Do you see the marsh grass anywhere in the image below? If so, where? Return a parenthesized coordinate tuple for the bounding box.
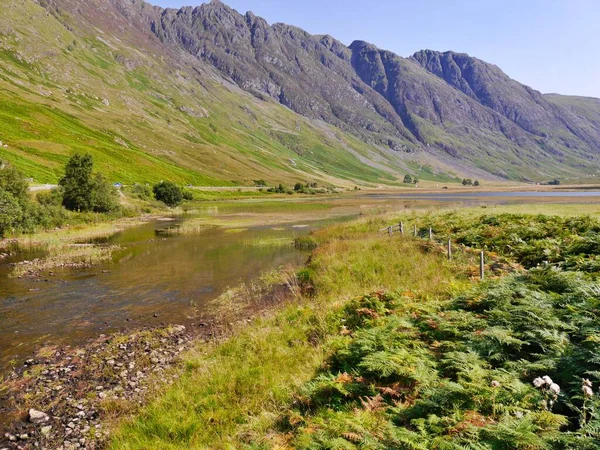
(242, 237, 293, 248)
(8, 218, 148, 276)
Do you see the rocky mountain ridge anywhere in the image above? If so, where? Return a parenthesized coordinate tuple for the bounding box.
(0, 0, 598, 183)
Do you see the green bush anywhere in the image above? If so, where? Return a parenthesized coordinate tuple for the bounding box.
(0, 162, 29, 204)
(129, 184, 153, 201)
(153, 181, 184, 207)
(36, 188, 63, 207)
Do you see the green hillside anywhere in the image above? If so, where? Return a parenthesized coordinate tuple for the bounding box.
(0, 0, 420, 187)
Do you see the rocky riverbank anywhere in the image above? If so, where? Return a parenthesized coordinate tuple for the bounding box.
(0, 322, 223, 450)
(0, 271, 296, 450)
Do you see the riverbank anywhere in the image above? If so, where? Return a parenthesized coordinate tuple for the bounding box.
(0, 266, 298, 449)
(105, 206, 600, 448)
(4, 196, 600, 448)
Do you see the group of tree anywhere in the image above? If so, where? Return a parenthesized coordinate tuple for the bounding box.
(403, 174, 419, 184)
(0, 153, 196, 238)
(266, 182, 323, 195)
(462, 178, 480, 186)
(59, 153, 119, 213)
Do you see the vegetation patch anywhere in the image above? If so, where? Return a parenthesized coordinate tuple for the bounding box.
(109, 211, 600, 449)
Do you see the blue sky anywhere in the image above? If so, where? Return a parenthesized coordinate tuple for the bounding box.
(150, 0, 600, 98)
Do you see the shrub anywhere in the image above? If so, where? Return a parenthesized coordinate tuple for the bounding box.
(0, 163, 29, 204)
(153, 181, 184, 207)
(36, 188, 63, 206)
(129, 184, 153, 201)
(0, 190, 23, 237)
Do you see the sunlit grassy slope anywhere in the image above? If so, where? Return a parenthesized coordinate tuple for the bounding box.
(0, 0, 435, 187)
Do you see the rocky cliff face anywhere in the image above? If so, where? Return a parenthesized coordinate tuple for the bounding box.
(123, 0, 599, 179)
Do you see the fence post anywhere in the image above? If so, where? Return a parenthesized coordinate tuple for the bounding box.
(448, 239, 452, 260)
(400, 221, 404, 235)
(480, 251, 485, 280)
(429, 227, 433, 240)
(414, 224, 417, 237)
(388, 226, 393, 237)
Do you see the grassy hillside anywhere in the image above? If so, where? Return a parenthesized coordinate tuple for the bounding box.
(0, 0, 434, 187)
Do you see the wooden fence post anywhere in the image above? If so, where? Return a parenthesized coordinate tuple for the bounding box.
(448, 239, 452, 260)
(388, 226, 393, 237)
(480, 251, 485, 280)
(429, 227, 433, 240)
(400, 221, 404, 235)
(414, 224, 417, 237)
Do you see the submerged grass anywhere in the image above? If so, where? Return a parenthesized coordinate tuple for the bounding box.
(8, 217, 149, 276)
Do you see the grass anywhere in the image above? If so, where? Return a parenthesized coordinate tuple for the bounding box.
(109, 214, 467, 449)
(109, 204, 600, 449)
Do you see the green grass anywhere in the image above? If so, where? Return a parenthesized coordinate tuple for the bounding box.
(109, 214, 463, 449)
(110, 206, 600, 449)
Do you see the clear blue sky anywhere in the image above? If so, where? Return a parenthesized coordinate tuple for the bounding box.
(150, 0, 600, 99)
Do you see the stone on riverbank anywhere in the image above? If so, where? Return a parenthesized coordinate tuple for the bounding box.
(28, 409, 49, 424)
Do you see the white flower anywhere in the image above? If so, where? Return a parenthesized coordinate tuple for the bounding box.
(583, 378, 593, 388)
(583, 385, 594, 398)
(549, 383, 561, 395)
(491, 380, 500, 388)
(533, 377, 545, 388)
(542, 375, 553, 385)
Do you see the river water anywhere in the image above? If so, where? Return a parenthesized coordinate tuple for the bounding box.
(2, 190, 600, 374)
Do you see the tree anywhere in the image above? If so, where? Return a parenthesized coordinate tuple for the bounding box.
(294, 182, 304, 192)
(474, 180, 480, 186)
(462, 178, 474, 186)
(153, 181, 184, 207)
(403, 174, 414, 184)
(0, 190, 22, 237)
(59, 154, 118, 213)
(0, 163, 29, 205)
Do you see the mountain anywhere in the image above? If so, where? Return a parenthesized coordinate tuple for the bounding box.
(0, 0, 598, 185)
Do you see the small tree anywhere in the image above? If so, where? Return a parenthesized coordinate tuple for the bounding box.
(153, 181, 184, 207)
(462, 178, 474, 186)
(60, 154, 94, 211)
(59, 154, 118, 213)
(474, 180, 480, 187)
(294, 182, 304, 192)
(403, 174, 413, 184)
(0, 163, 29, 205)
